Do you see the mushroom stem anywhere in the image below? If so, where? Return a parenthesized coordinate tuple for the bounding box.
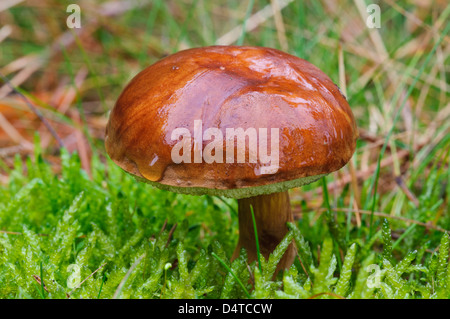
(232, 191, 297, 274)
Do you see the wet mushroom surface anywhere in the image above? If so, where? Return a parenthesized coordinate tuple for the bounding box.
(105, 45, 357, 273)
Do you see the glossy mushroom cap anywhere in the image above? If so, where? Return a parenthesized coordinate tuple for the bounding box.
(105, 45, 357, 198)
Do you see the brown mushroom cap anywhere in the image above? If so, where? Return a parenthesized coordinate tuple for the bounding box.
(105, 45, 357, 198)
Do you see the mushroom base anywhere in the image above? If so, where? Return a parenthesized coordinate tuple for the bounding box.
(232, 191, 296, 275)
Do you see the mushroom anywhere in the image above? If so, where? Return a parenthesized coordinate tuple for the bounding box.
(105, 46, 357, 273)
